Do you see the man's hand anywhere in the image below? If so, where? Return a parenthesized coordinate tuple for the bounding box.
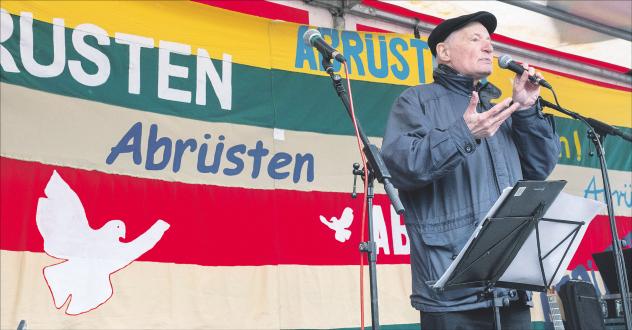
(512, 62, 543, 110)
(464, 92, 521, 139)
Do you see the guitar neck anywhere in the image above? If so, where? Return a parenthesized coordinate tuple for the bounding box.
(547, 292, 565, 330)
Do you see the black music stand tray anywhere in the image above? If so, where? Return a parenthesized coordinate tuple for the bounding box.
(431, 181, 587, 330)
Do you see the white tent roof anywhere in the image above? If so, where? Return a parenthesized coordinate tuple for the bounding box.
(386, 1, 631, 69)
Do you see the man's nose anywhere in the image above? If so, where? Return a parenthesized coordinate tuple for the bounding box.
(482, 40, 493, 53)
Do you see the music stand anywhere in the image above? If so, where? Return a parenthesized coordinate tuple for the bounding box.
(431, 181, 601, 330)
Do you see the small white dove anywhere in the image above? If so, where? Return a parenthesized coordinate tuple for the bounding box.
(319, 207, 354, 243)
(36, 170, 170, 315)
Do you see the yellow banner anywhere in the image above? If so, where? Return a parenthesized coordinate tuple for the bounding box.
(2, 0, 630, 126)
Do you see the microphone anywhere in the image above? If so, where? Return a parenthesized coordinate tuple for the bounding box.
(498, 54, 552, 89)
(303, 29, 346, 63)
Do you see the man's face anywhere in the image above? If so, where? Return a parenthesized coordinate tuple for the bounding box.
(437, 22, 494, 80)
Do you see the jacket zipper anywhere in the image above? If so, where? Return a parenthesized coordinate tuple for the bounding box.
(478, 100, 502, 195)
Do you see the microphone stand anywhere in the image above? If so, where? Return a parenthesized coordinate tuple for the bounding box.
(539, 97, 631, 330)
(322, 57, 405, 330)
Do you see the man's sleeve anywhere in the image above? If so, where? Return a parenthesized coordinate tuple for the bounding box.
(381, 88, 478, 191)
(511, 100, 560, 180)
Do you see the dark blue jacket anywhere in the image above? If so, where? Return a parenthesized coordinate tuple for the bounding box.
(381, 65, 560, 312)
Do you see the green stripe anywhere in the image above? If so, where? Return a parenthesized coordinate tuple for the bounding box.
(1, 14, 630, 172)
(0, 14, 405, 135)
(0, 14, 275, 127)
(271, 68, 405, 136)
(555, 116, 632, 171)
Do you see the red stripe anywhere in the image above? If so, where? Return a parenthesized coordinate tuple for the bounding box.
(536, 66, 632, 92)
(192, 0, 309, 24)
(356, 23, 393, 33)
(361, 0, 442, 25)
(491, 34, 630, 74)
(497, 58, 632, 92)
(0, 157, 408, 266)
(361, 0, 631, 74)
(568, 215, 632, 271)
(3, 157, 628, 270)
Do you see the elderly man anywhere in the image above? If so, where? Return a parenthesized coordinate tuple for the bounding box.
(381, 11, 560, 329)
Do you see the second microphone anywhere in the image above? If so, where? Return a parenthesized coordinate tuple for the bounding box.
(303, 29, 346, 63)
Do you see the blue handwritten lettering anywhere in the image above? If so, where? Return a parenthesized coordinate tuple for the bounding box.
(106, 121, 143, 165)
(389, 37, 409, 80)
(365, 34, 388, 78)
(293, 27, 434, 82)
(295, 26, 317, 70)
(294, 153, 314, 183)
(197, 134, 223, 174)
(341, 31, 365, 75)
(268, 152, 292, 180)
(107, 122, 315, 183)
(409, 39, 429, 83)
(583, 176, 632, 208)
(317, 27, 342, 72)
(247, 140, 270, 178)
(173, 138, 197, 172)
(223, 144, 246, 176)
(146, 124, 172, 170)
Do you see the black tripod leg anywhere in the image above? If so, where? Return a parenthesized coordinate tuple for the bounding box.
(487, 288, 504, 330)
(493, 305, 501, 330)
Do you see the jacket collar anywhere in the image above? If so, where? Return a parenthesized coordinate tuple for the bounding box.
(433, 64, 501, 100)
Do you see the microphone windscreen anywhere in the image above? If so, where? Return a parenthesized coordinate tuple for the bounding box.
(302, 29, 321, 47)
(498, 54, 513, 68)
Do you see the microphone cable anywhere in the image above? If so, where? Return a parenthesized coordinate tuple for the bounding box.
(342, 61, 369, 330)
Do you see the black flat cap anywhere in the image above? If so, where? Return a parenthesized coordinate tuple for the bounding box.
(428, 11, 497, 57)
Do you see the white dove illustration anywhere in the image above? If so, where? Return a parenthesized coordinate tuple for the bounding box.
(36, 170, 170, 315)
(319, 207, 354, 243)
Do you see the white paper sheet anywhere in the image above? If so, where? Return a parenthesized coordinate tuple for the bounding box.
(499, 192, 604, 285)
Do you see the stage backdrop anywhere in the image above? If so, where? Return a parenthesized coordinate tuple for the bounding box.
(1, 1, 630, 329)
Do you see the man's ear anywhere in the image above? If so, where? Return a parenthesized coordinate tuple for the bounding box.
(436, 42, 450, 62)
